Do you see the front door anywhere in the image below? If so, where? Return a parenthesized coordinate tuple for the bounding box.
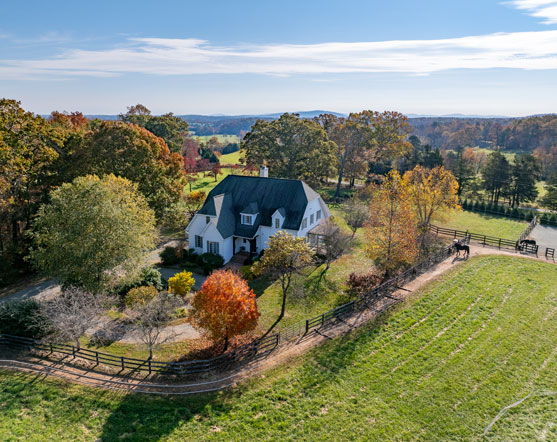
(249, 236, 257, 256)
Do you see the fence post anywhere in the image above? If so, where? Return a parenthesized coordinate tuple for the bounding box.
(148, 359, 152, 375)
(498, 238, 501, 249)
(49, 342, 53, 355)
(305, 319, 310, 335)
(95, 351, 99, 365)
(121, 356, 125, 371)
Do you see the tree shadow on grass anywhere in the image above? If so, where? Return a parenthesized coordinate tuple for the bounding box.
(99, 389, 231, 441)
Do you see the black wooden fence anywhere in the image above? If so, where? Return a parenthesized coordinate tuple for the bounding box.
(429, 225, 519, 250)
(0, 245, 457, 377)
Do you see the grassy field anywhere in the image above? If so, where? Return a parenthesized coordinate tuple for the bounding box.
(440, 210, 527, 239)
(219, 150, 242, 165)
(253, 207, 373, 332)
(193, 134, 241, 144)
(1, 255, 555, 441)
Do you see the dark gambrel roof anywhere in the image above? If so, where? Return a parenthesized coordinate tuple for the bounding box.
(198, 175, 321, 238)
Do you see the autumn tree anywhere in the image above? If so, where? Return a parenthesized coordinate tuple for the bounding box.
(243, 113, 337, 186)
(119, 104, 189, 153)
(343, 198, 370, 238)
(31, 175, 157, 293)
(252, 231, 314, 335)
(168, 270, 195, 298)
(189, 270, 259, 351)
(0, 99, 62, 260)
(69, 120, 185, 218)
(403, 166, 460, 230)
(184, 190, 206, 220)
(316, 111, 412, 197)
(365, 171, 418, 277)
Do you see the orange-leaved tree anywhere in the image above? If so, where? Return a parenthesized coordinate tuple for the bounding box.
(365, 170, 418, 278)
(189, 270, 259, 352)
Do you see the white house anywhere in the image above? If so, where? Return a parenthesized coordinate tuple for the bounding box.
(185, 167, 331, 263)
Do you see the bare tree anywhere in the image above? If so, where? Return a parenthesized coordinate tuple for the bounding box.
(343, 199, 370, 238)
(134, 293, 181, 359)
(320, 221, 353, 273)
(41, 287, 107, 350)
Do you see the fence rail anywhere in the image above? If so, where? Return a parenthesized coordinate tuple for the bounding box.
(429, 225, 518, 250)
(0, 245, 457, 377)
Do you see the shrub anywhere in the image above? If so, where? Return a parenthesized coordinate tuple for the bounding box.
(346, 272, 382, 298)
(0, 299, 51, 338)
(168, 271, 196, 297)
(160, 246, 180, 266)
(125, 285, 158, 308)
(196, 253, 225, 275)
(240, 265, 254, 280)
(116, 266, 163, 295)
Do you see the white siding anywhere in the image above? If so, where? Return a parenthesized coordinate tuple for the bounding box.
(297, 198, 327, 237)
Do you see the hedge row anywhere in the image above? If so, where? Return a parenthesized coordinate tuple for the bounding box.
(460, 199, 557, 226)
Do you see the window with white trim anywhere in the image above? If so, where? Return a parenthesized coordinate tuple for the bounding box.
(274, 218, 280, 228)
(302, 218, 307, 229)
(316, 210, 321, 221)
(241, 214, 253, 225)
(207, 241, 220, 255)
(195, 235, 203, 248)
(310, 214, 314, 225)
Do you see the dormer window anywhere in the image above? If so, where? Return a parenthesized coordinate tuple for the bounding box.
(242, 214, 254, 225)
(275, 218, 280, 228)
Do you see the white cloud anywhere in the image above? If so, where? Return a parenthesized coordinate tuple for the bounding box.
(506, 0, 557, 24)
(1, 30, 557, 79)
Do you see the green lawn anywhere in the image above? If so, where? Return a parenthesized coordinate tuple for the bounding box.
(1, 255, 555, 441)
(253, 207, 373, 332)
(220, 150, 242, 165)
(193, 134, 240, 144)
(440, 210, 527, 239)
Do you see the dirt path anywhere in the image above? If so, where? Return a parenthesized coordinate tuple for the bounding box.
(1, 249, 554, 394)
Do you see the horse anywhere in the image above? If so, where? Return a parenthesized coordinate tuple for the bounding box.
(520, 239, 536, 246)
(453, 239, 470, 258)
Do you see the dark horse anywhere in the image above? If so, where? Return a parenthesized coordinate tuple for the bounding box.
(453, 239, 470, 258)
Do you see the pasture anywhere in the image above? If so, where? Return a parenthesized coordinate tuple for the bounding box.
(193, 134, 241, 144)
(1, 255, 555, 441)
(440, 210, 527, 239)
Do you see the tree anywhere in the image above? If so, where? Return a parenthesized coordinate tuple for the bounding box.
(541, 174, 557, 210)
(243, 113, 337, 186)
(316, 111, 412, 197)
(125, 285, 158, 308)
(403, 166, 460, 231)
(319, 221, 352, 275)
(365, 171, 418, 277)
(0, 99, 62, 259)
(31, 175, 157, 293)
(134, 293, 182, 359)
(41, 287, 107, 350)
(168, 271, 195, 298)
(343, 198, 370, 238)
(449, 147, 475, 197)
(209, 162, 222, 182)
(184, 190, 206, 220)
(252, 231, 314, 335)
(189, 270, 259, 351)
(482, 151, 511, 204)
(119, 104, 189, 153)
(71, 120, 185, 218)
(508, 154, 541, 207)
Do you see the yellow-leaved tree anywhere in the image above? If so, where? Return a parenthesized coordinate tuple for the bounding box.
(403, 165, 460, 247)
(365, 170, 418, 277)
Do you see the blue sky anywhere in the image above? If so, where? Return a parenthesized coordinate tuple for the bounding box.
(1, 0, 557, 116)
